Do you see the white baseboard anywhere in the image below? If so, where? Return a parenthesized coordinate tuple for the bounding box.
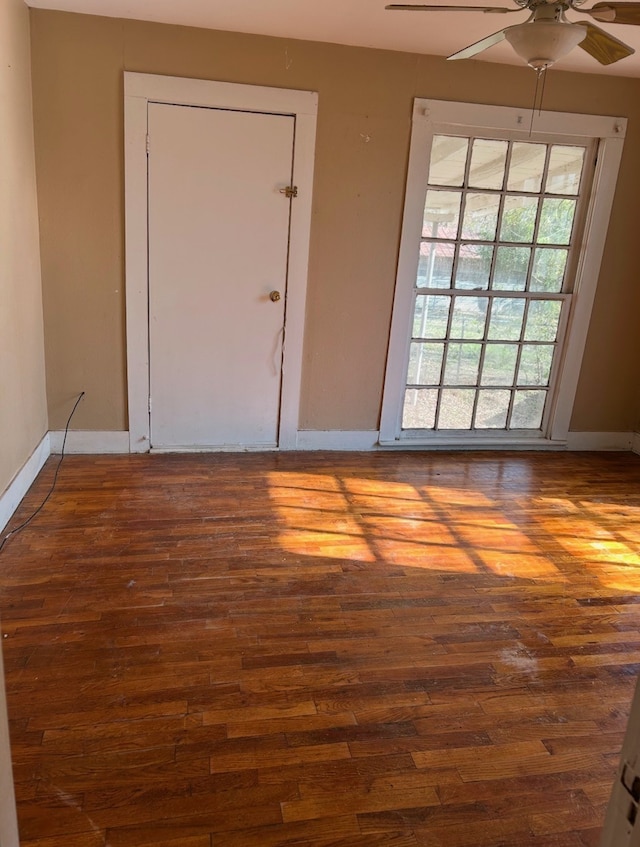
(49, 431, 130, 454)
(566, 431, 634, 451)
(295, 430, 638, 452)
(295, 430, 379, 450)
(11, 430, 638, 465)
(0, 433, 50, 535)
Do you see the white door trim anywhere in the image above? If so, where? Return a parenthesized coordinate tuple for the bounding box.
(379, 99, 626, 447)
(124, 72, 318, 452)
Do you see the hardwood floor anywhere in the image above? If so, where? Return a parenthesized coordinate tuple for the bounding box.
(1, 450, 640, 846)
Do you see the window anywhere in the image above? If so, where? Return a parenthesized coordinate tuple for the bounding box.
(404, 136, 585, 434)
(380, 101, 626, 447)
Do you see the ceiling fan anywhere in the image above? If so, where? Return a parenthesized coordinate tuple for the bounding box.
(386, 0, 640, 69)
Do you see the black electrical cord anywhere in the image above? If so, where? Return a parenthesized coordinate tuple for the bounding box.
(0, 391, 85, 555)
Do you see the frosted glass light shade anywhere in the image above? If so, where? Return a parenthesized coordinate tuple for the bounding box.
(505, 21, 587, 69)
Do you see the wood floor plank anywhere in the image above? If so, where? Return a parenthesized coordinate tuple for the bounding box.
(20, 832, 110, 847)
(281, 784, 440, 822)
(1, 451, 640, 845)
(211, 815, 362, 847)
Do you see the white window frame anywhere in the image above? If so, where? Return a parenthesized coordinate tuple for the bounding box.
(124, 72, 317, 452)
(379, 99, 626, 448)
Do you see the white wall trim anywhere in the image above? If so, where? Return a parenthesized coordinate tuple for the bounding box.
(124, 72, 317, 453)
(295, 431, 380, 450)
(0, 433, 50, 535)
(1, 431, 634, 474)
(549, 131, 627, 441)
(566, 431, 634, 451)
(151, 444, 278, 453)
(49, 431, 130, 454)
(419, 100, 626, 140)
(295, 430, 638, 452)
(379, 433, 565, 450)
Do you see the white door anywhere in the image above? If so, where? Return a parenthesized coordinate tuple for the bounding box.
(147, 102, 295, 449)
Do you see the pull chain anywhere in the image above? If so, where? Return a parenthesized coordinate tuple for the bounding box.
(529, 66, 548, 136)
(538, 66, 548, 115)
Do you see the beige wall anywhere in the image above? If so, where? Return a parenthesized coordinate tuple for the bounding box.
(0, 0, 47, 495)
(30, 9, 640, 434)
(0, 2, 44, 842)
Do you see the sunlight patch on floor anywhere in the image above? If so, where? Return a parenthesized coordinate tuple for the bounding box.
(373, 538, 477, 572)
(276, 529, 376, 562)
(343, 477, 426, 501)
(478, 551, 563, 579)
(267, 471, 639, 585)
(533, 497, 640, 591)
(420, 485, 495, 508)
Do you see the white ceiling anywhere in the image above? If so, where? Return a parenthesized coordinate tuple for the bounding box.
(25, 0, 640, 77)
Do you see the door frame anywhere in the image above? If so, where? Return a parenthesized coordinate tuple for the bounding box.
(124, 72, 318, 452)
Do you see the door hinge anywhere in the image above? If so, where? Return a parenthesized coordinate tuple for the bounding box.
(146, 134, 150, 155)
(148, 395, 152, 414)
(279, 185, 298, 199)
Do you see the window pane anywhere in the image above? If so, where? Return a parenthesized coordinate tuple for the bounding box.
(429, 135, 469, 187)
(517, 344, 554, 386)
(407, 342, 444, 385)
(511, 389, 546, 429)
(461, 193, 500, 241)
(480, 343, 518, 386)
(492, 246, 530, 291)
(475, 389, 511, 429)
(507, 143, 546, 193)
(413, 295, 451, 338)
(524, 300, 561, 342)
(417, 242, 454, 289)
(455, 245, 493, 290)
(401, 134, 584, 439)
(469, 139, 507, 190)
(443, 343, 481, 385)
(423, 190, 461, 238)
(403, 389, 437, 429)
(530, 248, 567, 293)
(450, 297, 488, 339)
(546, 146, 585, 195)
(488, 298, 525, 341)
(499, 195, 538, 243)
(438, 389, 475, 429)
(538, 198, 576, 245)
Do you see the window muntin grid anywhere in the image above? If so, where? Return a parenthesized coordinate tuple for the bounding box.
(403, 134, 586, 433)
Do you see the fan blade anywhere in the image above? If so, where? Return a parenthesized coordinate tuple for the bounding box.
(578, 21, 635, 63)
(386, 4, 515, 12)
(447, 27, 507, 59)
(582, 2, 640, 24)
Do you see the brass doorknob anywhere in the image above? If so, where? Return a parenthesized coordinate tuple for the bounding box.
(269, 290, 281, 302)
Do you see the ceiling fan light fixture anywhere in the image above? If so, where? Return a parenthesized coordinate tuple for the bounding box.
(504, 20, 587, 69)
